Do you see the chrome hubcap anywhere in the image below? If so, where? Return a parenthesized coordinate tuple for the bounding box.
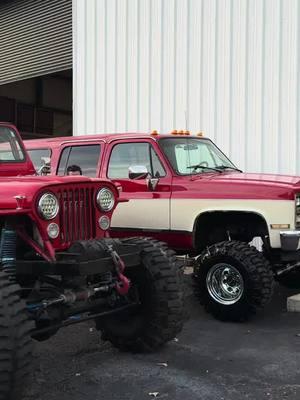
(206, 263, 244, 305)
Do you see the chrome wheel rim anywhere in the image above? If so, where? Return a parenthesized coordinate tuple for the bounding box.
(206, 263, 244, 305)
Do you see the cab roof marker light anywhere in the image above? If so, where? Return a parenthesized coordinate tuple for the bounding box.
(171, 129, 190, 135)
(151, 130, 158, 136)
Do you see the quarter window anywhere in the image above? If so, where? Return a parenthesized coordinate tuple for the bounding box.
(58, 145, 101, 177)
(108, 142, 166, 179)
(27, 149, 51, 172)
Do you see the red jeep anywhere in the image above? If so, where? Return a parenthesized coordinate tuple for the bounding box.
(25, 131, 300, 322)
(0, 124, 184, 400)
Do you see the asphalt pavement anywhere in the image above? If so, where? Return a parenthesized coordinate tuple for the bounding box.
(24, 277, 300, 400)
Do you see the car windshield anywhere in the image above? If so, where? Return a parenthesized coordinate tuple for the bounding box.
(0, 126, 25, 162)
(159, 137, 236, 175)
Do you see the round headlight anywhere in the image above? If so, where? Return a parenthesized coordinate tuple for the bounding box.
(97, 188, 115, 212)
(38, 193, 59, 220)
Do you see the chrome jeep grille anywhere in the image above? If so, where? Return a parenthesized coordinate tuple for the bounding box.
(57, 187, 96, 244)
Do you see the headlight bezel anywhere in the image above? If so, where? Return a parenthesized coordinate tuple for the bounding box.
(96, 187, 115, 212)
(37, 192, 60, 220)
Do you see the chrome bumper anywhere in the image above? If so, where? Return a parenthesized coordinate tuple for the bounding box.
(280, 231, 300, 251)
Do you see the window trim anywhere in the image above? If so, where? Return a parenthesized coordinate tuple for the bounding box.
(57, 146, 71, 175)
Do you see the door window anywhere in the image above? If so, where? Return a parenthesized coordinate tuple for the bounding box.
(57, 145, 101, 177)
(108, 142, 166, 179)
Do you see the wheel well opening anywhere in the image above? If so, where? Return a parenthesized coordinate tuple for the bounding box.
(194, 211, 269, 252)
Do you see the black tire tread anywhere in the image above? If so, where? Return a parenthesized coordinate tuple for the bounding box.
(101, 237, 184, 352)
(0, 271, 33, 400)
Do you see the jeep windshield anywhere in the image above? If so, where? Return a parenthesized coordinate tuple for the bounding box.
(159, 137, 237, 175)
(0, 126, 25, 162)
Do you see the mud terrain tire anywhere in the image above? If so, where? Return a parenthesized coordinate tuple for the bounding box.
(194, 241, 274, 322)
(0, 271, 33, 400)
(97, 237, 184, 352)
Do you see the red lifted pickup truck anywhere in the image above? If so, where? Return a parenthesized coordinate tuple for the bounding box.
(25, 131, 300, 321)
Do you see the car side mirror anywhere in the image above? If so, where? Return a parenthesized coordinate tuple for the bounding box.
(128, 165, 149, 180)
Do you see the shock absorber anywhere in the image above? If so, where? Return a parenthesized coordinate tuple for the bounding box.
(0, 227, 17, 281)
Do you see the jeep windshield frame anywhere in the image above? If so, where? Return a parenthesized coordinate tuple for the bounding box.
(0, 126, 26, 163)
(158, 137, 237, 176)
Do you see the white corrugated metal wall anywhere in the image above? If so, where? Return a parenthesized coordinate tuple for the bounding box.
(73, 0, 300, 175)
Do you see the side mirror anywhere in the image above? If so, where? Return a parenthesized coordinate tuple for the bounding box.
(128, 165, 149, 180)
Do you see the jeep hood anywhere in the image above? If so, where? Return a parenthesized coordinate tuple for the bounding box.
(0, 175, 99, 210)
(179, 172, 300, 200)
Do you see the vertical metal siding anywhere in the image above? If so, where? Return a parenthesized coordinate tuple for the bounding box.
(0, 0, 72, 84)
(73, 0, 300, 175)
